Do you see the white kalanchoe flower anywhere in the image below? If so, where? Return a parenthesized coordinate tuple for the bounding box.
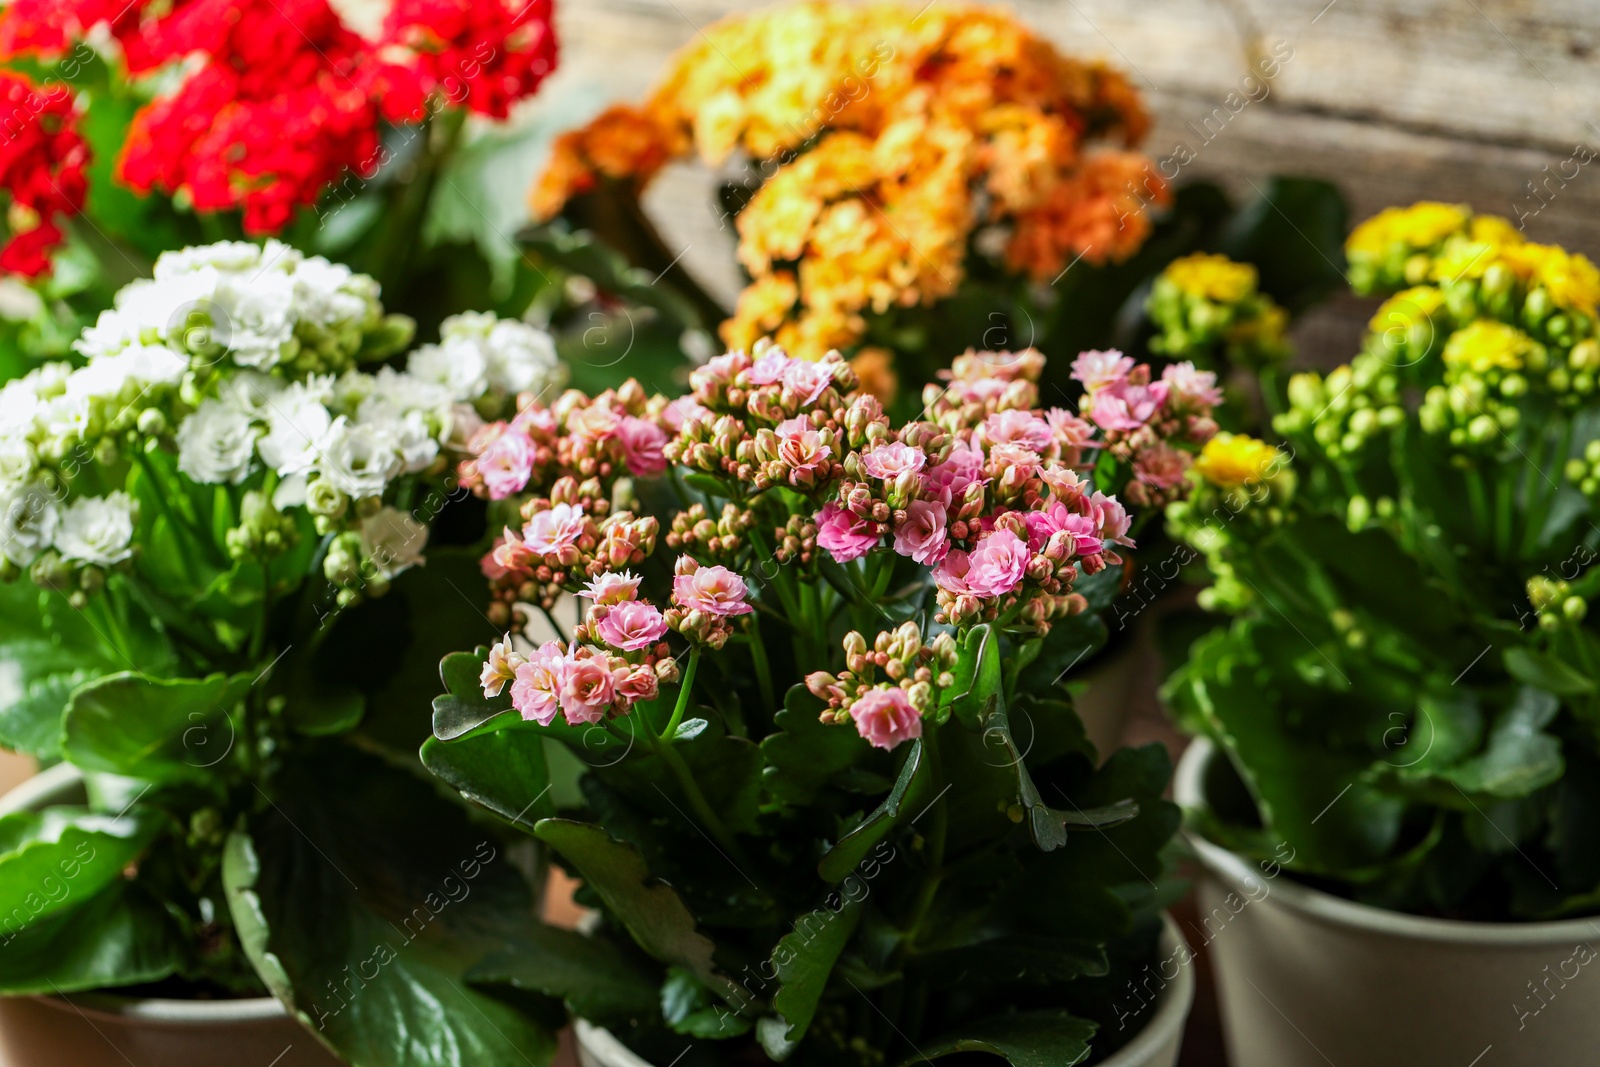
(0, 434, 33, 489)
(482, 316, 562, 396)
(257, 379, 334, 478)
(359, 506, 428, 579)
(318, 418, 403, 499)
(407, 334, 489, 402)
(55, 492, 137, 567)
(0, 482, 59, 566)
(406, 312, 563, 403)
(177, 398, 259, 485)
(211, 270, 297, 370)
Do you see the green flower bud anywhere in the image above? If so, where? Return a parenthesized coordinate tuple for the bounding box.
(306, 478, 348, 520)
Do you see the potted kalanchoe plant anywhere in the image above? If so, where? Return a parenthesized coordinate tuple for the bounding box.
(1164, 203, 1600, 1066)
(422, 341, 1228, 1066)
(0, 239, 574, 1066)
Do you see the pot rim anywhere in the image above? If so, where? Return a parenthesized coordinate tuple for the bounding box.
(1, 762, 292, 1027)
(574, 912, 1195, 1067)
(1175, 736, 1600, 945)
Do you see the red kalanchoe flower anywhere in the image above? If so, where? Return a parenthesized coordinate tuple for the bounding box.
(0, 72, 89, 277)
(376, 0, 558, 120)
(0, 0, 146, 59)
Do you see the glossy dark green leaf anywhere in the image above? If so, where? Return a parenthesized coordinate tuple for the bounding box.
(433, 650, 513, 741)
(769, 898, 862, 1043)
(760, 686, 870, 805)
(62, 672, 252, 785)
(0, 806, 162, 928)
(1441, 687, 1564, 799)
(942, 623, 1001, 728)
(898, 1009, 1097, 1067)
(661, 966, 750, 1039)
(420, 729, 554, 832)
(1504, 647, 1595, 696)
(0, 581, 174, 757)
(533, 819, 738, 1002)
(466, 924, 659, 1030)
(817, 739, 932, 883)
(0, 880, 183, 995)
(224, 745, 556, 1067)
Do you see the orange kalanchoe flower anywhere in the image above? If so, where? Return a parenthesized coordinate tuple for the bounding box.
(530, 1, 1166, 358)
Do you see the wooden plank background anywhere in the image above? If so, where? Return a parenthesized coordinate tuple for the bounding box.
(524, 0, 1600, 348)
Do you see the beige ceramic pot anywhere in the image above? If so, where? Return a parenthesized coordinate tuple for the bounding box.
(0, 764, 341, 1067)
(1176, 737, 1600, 1067)
(574, 913, 1194, 1067)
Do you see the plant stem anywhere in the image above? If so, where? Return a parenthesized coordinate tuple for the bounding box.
(747, 614, 777, 714)
(662, 646, 701, 740)
(902, 730, 948, 951)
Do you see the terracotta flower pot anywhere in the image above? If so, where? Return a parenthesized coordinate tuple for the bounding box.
(0, 764, 340, 1067)
(573, 914, 1195, 1067)
(1176, 737, 1600, 1067)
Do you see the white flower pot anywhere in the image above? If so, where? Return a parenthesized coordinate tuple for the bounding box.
(0, 764, 341, 1067)
(573, 913, 1195, 1067)
(1175, 737, 1600, 1067)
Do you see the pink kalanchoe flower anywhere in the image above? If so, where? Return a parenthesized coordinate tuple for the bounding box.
(568, 402, 621, 442)
(1133, 441, 1191, 490)
(933, 549, 975, 595)
(987, 443, 1042, 484)
(672, 561, 754, 616)
(964, 528, 1030, 597)
(474, 424, 537, 500)
(1024, 501, 1103, 556)
(579, 571, 642, 604)
(850, 686, 923, 751)
(1089, 491, 1135, 547)
(981, 409, 1054, 452)
(596, 600, 669, 651)
(775, 417, 833, 483)
(859, 441, 927, 481)
(1045, 408, 1098, 453)
(816, 501, 880, 563)
(510, 642, 567, 726)
(748, 350, 794, 385)
(922, 442, 988, 503)
(617, 415, 669, 476)
(511, 404, 557, 437)
(661, 395, 710, 432)
(559, 648, 617, 725)
(893, 499, 950, 565)
(1040, 464, 1089, 504)
(490, 527, 537, 575)
(1161, 361, 1223, 411)
(1071, 349, 1135, 394)
(523, 502, 587, 559)
(1089, 379, 1169, 433)
(782, 359, 834, 406)
(480, 634, 524, 698)
(616, 665, 659, 704)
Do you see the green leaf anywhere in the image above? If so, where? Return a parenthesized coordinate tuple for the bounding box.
(433, 650, 513, 741)
(899, 1009, 1097, 1067)
(0, 880, 182, 995)
(223, 745, 557, 1067)
(1504, 647, 1595, 696)
(769, 898, 863, 1044)
(62, 672, 252, 785)
(672, 718, 709, 742)
(761, 686, 871, 805)
(910, 936, 1106, 987)
(603, 735, 764, 835)
(943, 624, 1002, 728)
(0, 581, 173, 757)
(466, 924, 659, 1030)
(420, 729, 554, 831)
(661, 966, 750, 1039)
(1441, 687, 1564, 799)
(0, 806, 163, 929)
(817, 739, 933, 883)
(533, 819, 738, 1003)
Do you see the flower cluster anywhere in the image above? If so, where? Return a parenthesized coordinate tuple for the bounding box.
(0, 72, 88, 277)
(1277, 204, 1600, 474)
(1, 240, 550, 604)
(665, 557, 753, 649)
(663, 343, 864, 493)
(1071, 349, 1221, 507)
(804, 621, 959, 750)
(481, 569, 679, 727)
(0, 0, 559, 238)
(1164, 432, 1295, 612)
(1146, 253, 1289, 371)
(461, 380, 670, 504)
(531, 1, 1163, 358)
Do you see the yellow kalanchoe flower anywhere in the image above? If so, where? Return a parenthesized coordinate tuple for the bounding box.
(1162, 252, 1258, 304)
(1194, 433, 1286, 488)
(1501, 242, 1600, 317)
(1442, 320, 1538, 374)
(1346, 201, 1470, 260)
